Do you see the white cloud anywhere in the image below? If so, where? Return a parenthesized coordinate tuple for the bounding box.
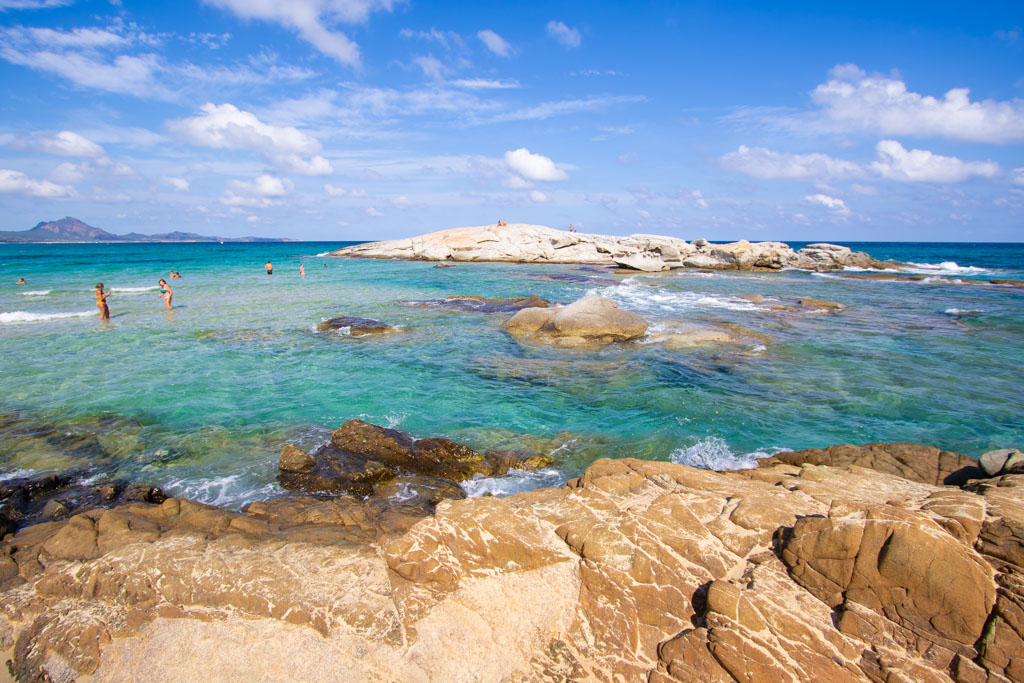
(323, 183, 347, 196)
(529, 190, 547, 203)
(1013, 168, 1024, 187)
(546, 20, 580, 48)
(169, 102, 333, 175)
(502, 175, 531, 189)
(365, 206, 383, 216)
(723, 140, 1001, 185)
(36, 130, 105, 157)
(477, 29, 512, 56)
(812, 64, 1024, 144)
(162, 176, 190, 192)
(870, 140, 1000, 183)
(504, 148, 568, 181)
(0, 0, 73, 9)
(390, 195, 411, 208)
(0, 168, 73, 197)
(414, 55, 445, 81)
(450, 78, 519, 89)
(489, 95, 644, 123)
(692, 190, 709, 209)
(850, 183, 878, 195)
(203, 0, 399, 67)
(720, 145, 861, 180)
(804, 193, 850, 215)
(49, 162, 84, 184)
(220, 173, 292, 207)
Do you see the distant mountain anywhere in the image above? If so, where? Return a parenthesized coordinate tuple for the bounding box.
(0, 217, 292, 243)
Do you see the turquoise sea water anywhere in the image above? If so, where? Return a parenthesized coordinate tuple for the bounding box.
(1, 240, 1022, 506)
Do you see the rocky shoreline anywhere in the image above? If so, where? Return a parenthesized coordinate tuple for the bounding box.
(330, 223, 902, 272)
(2, 425, 1022, 681)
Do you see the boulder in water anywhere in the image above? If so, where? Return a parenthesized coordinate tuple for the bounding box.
(502, 294, 648, 347)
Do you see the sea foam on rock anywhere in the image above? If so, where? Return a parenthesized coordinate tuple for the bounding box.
(331, 223, 900, 272)
(3, 440, 1023, 682)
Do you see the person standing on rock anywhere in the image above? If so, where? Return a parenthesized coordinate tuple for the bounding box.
(265, 260, 273, 276)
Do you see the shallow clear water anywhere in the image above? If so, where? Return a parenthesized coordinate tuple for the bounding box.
(1, 240, 1022, 507)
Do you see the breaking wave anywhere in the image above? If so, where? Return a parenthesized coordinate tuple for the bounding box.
(670, 436, 789, 471)
(0, 310, 93, 324)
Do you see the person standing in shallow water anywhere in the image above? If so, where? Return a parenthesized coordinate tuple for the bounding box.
(95, 283, 110, 320)
(299, 263, 305, 276)
(265, 260, 273, 275)
(158, 279, 172, 309)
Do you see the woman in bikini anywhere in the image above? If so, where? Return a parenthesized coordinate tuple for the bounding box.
(158, 279, 173, 309)
(95, 283, 111, 320)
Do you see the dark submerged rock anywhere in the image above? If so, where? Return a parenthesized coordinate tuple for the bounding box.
(316, 316, 395, 336)
(277, 419, 555, 505)
(405, 295, 549, 313)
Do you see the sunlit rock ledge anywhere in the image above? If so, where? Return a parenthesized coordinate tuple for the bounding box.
(330, 223, 900, 272)
(3, 441, 1022, 682)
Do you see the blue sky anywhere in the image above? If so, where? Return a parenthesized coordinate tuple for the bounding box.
(0, 0, 1021, 241)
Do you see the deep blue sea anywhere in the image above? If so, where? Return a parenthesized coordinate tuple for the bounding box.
(1, 240, 1022, 506)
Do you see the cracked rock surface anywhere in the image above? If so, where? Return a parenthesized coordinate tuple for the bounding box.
(1, 442, 1021, 682)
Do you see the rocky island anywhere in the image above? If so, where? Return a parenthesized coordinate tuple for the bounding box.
(331, 223, 900, 272)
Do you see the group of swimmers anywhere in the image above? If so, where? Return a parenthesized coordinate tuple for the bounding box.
(91, 271, 176, 320)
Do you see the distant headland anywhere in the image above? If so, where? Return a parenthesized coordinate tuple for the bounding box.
(0, 216, 292, 243)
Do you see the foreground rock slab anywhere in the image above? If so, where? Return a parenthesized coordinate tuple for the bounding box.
(332, 223, 899, 272)
(2, 441, 1022, 682)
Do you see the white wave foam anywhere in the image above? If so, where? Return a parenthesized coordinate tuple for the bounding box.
(18, 289, 50, 296)
(162, 475, 283, 509)
(589, 280, 764, 314)
(906, 261, 989, 275)
(110, 285, 159, 293)
(0, 467, 37, 482)
(945, 308, 983, 316)
(461, 468, 566, 497)
(0, 310, 93, 323)
(670, 436, 789, 471)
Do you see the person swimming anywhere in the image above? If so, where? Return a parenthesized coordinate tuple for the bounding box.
(95, 283, 110, 320)
(158, 279, 172, 309)
(16, 278, 25, 285)
(170, 270, 181, 279)
(265, 261, 273, 275)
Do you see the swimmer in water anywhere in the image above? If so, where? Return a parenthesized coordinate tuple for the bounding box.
(170, 270, 181, 279)
(158, 279, 172, 309)
(95, 283, 110, 320)
(16, 278, 26, 284)
(299, 263, 305, 276)
(265, 260, 273, 275)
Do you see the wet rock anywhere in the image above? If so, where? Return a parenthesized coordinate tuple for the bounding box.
(989, 279, 1024, 288)
(644, 325, 737, 349)
(740, 293, 764, 303)
(407, 294, 549, 313)
(280, 443, 316, 473)
(432, 263, 455, 268)
(502, 294, 648, 347)
(797, 297, 844, 311)
(759, 441, 981, 486)
(373, 475, 467, 512)
(121, 484, 166, 504)
(980, 448, 1024, 477)
(278, 420, 555, 498)
(316, 316, 395, 336)
(40, 500, 68, 520)
(613, 253, 668, 272)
